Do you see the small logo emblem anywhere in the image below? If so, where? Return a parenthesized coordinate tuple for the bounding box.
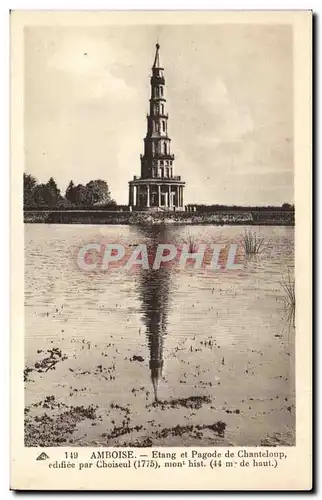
(36, 452, 49, 461)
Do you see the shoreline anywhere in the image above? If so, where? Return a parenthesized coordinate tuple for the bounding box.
(24, 210, 295, 226)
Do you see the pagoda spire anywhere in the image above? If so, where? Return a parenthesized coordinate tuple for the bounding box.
(152, 43, 162, 69)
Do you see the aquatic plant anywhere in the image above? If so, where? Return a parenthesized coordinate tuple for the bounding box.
(151, 395, 211, 410)
(185, 232, 198, 253)
(241, 229, 264, 255)
(281, 269, 295, 327)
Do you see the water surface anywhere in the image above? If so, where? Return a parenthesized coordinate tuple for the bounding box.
(24, 224, 295, 446)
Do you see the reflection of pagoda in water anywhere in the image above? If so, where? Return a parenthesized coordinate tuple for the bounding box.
(137, 228, 171, 401)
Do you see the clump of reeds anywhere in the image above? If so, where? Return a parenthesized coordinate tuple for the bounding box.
(241, 230, 264, 256)
(281, 269, 295, 327)
(185, 232, 198, 253)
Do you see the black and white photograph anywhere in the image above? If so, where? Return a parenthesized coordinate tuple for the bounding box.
(22, 21, 298, 448)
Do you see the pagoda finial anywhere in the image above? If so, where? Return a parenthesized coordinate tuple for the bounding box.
(152, 43, 161, 69)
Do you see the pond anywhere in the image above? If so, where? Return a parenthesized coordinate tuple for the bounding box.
(24, 224, 295, 447)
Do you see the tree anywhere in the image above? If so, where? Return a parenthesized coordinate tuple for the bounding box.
(23, 173, 38, 208)
(74, 184, 89, 206)
(85, 180, 112, 206)
(46, 177, 61, 207)
(30, 177, 61, 209)
(32, 184, 50, 208)
(56, 197, 73, 209)
(65, 180, 76, 205)
(282, 203, 294, 210)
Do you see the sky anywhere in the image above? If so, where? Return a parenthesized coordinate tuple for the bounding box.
(25, 24, 293, 205)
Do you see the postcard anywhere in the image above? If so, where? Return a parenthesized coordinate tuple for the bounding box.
(11, 10, 312, 490)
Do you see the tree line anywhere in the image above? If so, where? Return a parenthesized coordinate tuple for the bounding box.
(23, 173, 117, 210)
(185, 203, 295, 212)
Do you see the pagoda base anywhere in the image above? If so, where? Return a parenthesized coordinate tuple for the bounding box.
(128, 178, 185, 210)
(132, 206, 185, 212)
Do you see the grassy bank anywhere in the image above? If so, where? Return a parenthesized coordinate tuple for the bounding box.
(24, 210, 295, 225)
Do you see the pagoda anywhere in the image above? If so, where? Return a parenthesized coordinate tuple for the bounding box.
(128, 44, 185, 210)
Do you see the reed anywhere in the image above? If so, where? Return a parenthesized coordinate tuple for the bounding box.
(281, 269, 295, 326)
(185, 232, 198, 253)
(241, 230, 264, 255)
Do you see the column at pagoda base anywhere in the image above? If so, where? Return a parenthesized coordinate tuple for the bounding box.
(128, 178, 185, 211)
